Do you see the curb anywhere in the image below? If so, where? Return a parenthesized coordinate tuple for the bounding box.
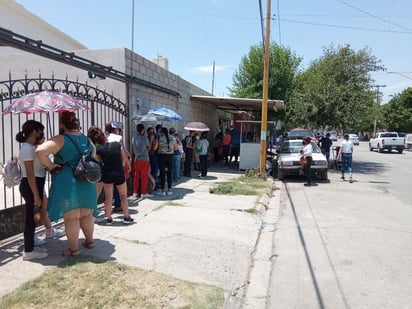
(241, 182, 281, 308)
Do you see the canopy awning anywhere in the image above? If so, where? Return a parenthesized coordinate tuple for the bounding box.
(190, 95, 284, 112)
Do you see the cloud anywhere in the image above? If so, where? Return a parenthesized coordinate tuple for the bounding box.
(192, 65, 231, 73)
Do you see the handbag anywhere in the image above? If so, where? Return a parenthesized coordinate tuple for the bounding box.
(299, 156, 307, 166)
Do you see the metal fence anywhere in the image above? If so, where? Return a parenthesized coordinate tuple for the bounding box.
(0, 72, 128, 239)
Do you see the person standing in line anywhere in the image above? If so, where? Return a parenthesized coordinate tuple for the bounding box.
(157, 127, 177, 196)
(301, 136, 313, 187)
(16, 120, 48, 260)
(148, 126, 160, 190)
(105, 121, 130, 213)
(337, 134, 354, 183)
(320, 133, 333, 166)
(36, 111, 97, 257)
(183, 130, 196, 177)
(192, 132, 200, 171)
(169, 128, 183, 182)
(88, 126, 134, 225)
(197, 132, 210, 178)
(213, 131, 223, 163)
(222, 128, 231, 167)
(131, 123, 153, 199)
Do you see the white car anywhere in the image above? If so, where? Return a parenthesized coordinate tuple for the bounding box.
(348, 134, 359, 145)
(277, 139, 328, 180)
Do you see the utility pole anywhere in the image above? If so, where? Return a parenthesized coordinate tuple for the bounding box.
(372, 84, 386, 136)
(259, 0, 271, 173)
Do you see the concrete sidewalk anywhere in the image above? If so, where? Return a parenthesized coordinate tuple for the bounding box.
(0, 165, 281, 308)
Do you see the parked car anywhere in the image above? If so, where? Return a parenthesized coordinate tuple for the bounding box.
(287, 128, 317, 141)
(369, 132, 405, 153)
(348, 133, 359, 145)
(277, 139, 328, 181)
(328, 131, 338, 141)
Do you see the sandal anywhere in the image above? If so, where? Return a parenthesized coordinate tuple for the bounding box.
(82, 241, 95, 249)
(62, 248, 80, 257)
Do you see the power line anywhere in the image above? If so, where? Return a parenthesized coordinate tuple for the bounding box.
(276, 18, 412, 34)
(337, 0, 412, 32)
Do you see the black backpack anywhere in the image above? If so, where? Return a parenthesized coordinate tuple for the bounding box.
(60, 135, 102, 183)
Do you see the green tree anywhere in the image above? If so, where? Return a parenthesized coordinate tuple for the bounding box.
(381, 88, 412, 131)
(288, 44, 384, 131)
(229, 43, 302, 117)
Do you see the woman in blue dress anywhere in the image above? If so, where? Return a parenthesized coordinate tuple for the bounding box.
(36, 111, 97, 257)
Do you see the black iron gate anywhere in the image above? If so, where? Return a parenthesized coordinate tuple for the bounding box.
(0, 72, 128, 240)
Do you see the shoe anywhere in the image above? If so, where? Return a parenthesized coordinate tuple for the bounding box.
(167, 191, 173, 196)
(157, 191, 166, 196)
(199, 175, 205, 179)
(106, 218, 113, 226)
(45, 228, 65, 238)
(23, 250, 48, 260)
(123, 216, 134, 224)
(112, 207, 123, 213)
(132, 193, 139, 198)
(141, 193, 154, 198)
(349, 177, 353, 183)
(34, 246, 48, 252)
(341, 175, 345, 180)
(304, 183, 311, 187)
(94, 216, 105, 223)
(34, 236, 47, 246)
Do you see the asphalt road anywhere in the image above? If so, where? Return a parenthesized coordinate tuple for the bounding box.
(267, 141, 412, 309)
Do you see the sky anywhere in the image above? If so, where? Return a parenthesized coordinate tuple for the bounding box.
(15, 0, 412, 104)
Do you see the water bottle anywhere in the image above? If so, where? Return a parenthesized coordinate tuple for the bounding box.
(34, 207, 41, 221)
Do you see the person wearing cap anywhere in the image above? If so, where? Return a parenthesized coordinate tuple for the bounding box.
(169, 127, 183, 182)
(337, 134, 354, 183)
(131, 123, 153, 198)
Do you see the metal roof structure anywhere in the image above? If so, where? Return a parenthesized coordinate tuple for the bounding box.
(190, 95, 284, 112)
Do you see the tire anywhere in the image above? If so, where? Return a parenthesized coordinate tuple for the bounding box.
(369, 143, 373, 151)
(278, 168, 284, 180)
(320, 170, 328, 180)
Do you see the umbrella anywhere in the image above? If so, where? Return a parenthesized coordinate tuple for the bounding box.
(2, 90, 90, 115)
(132, 112, 168, 122)
(184, 121, 210, 132)
(148, 107, 182, 121)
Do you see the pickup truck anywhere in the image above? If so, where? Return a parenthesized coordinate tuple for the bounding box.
(369, 132, 405, 153)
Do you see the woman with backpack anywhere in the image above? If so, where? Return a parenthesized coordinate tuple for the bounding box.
(36, 111, 98, 257)
(157, 127, 177, 196)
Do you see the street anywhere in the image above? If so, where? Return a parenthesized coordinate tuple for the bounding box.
(267, 141, 412, 309)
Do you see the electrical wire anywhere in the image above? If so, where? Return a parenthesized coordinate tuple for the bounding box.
(337, 0, 412, 32)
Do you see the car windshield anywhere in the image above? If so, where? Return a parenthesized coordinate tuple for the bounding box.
(288, 130, 313, 139)
(381, 133, 398, 138)
(279, 141, 321, 153)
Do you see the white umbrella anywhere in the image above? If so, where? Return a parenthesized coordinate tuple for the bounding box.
(184, 121, 210, 131)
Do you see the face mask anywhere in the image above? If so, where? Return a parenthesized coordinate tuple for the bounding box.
(36, 132, 45, 144)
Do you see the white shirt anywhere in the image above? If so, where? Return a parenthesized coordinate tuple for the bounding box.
(303, 143, 312, 157)
(18, 143, 46, 178)
(341, 139, 353, 154)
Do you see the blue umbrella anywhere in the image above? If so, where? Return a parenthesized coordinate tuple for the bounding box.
(148, 107, 182, 121)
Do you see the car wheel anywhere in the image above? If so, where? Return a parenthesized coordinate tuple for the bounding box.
(278, 168, 284, 180)
(320, 170, 328, 180)
(369, 143, 373, 151)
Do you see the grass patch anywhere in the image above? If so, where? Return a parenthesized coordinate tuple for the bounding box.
(209, 175, 270, 196)
(0, 255, 224, 309)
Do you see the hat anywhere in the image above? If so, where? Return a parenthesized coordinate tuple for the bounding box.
(169, 127, 176, 134)
(110, 121, 123, 130)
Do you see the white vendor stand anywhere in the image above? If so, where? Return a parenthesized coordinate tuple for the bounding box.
(237, 120, 277, 170)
